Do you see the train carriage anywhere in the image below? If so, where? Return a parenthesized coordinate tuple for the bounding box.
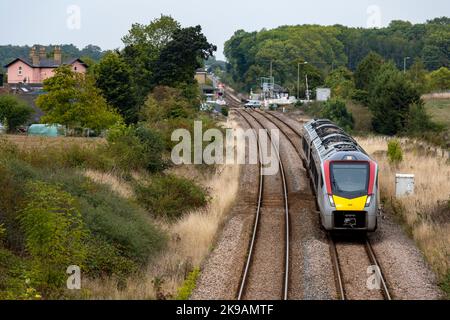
(301, 119, 380, 232)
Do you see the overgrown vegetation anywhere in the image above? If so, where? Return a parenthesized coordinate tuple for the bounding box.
(1, 15, 220, 300)
(135, 174, 208, 220)
(0, 138, 169, 299)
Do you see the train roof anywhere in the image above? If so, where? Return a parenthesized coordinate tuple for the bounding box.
(304, 119, 368, 162)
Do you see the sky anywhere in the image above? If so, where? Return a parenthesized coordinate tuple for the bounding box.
(0, 0, 449, 60)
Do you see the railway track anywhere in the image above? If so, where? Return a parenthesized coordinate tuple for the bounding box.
(248, 109, 393, 300)
(234, 109, 290, 300)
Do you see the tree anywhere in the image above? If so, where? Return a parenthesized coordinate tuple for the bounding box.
(151, 25, 217, 87)
(36, 65, 122, 132)
(428, 67, 450, 91)
(122, 15, 181, 105)
(354, 52, 384, 91)
(0, 95, 34, 132)
(407, 58, 429, 93)
(324, 67, 355, 99)
(94, 51, 137, 123)
(321, 99, 354, 131)
(368, 62, 422, 135)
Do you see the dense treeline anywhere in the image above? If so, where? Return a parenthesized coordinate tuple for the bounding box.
(224, 17, 450, 92)
(0, 44, 104, 70)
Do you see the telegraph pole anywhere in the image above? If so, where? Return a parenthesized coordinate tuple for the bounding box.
(403, 56, 410, 74)
(297, 61, 308, 100)
(305, 74, 310, 101)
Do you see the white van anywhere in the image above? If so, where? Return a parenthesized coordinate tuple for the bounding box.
(244, 100, 262, 109)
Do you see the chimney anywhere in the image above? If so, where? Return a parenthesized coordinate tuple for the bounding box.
(30, 46, 39, 66)
(39, 46, 46, 60)
(54, 46, 62, 65)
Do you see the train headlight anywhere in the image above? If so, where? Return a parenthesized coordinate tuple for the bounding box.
(365, 195, 372, 207)
(328, 195, 335, 207)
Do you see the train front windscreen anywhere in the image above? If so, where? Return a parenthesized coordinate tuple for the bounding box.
(330, 162, 369, 199)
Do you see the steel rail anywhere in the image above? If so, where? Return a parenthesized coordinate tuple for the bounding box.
(241, 109, 290, 300)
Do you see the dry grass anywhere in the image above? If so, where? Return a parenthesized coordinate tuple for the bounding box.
(83, 169, 134, 199)
(82, 120, 242, 299)
(4, 134, 105, 151)
(357, 136, 450, 280)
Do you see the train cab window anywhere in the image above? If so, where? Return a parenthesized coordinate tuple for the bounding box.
(330, 162, 369, 199)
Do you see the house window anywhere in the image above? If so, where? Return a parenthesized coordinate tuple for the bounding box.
(18, 66, 22, 76)
(74, 66, 78, 71)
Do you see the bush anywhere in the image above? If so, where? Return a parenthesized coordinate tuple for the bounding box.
(387, 140, 403, 165)
(176, 267, 200, 300)
(405, 102, 439, 135)
(220, 107, 229, 117)
(40, 170, 167, 265)
(321, 99, 354, 131)
(19, 181, 88, 296)
(0, 247, 32, 300)
(428, 67, 450, 92)
(0, 95, 34, 132)
(135, 174, 208, 220)
(106, 123, 166, 172)
(351, 89, 369, 105)
(85, 236, 138, 278)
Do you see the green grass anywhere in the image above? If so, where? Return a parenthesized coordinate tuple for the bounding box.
(425, 98, 450, 128)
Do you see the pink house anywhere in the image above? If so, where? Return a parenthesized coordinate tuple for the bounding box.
(4, 46, 87, 85)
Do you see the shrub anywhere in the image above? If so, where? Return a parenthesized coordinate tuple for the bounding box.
(220, 107, 229, 117)
(387, 140, 403, 164)
(19, 181, 88, 295)
(40, 169, 167, 265)
(176, 267, 200, 300)
(106, 123, 166, 172)
(85, 236, 138, 278)
(321, 99, 354, 131)
(405, 102, 440, 136)
(135, 174, 208, 220)
(351, 89, 369, 105)
(428, 67, 450, 92)
(0, 157, 36, 251)
(0, 247, 31, 300)
(0, 95, 34, 132)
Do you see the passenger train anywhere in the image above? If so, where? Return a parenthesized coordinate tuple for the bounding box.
(301, 119, 380, 232)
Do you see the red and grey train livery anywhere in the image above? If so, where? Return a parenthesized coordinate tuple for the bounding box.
(301, 119, 380, 232)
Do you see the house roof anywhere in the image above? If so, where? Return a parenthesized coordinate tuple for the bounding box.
(4, 57, 87, 69)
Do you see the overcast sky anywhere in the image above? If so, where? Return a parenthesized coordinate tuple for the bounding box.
(0, 0, 449, 60)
